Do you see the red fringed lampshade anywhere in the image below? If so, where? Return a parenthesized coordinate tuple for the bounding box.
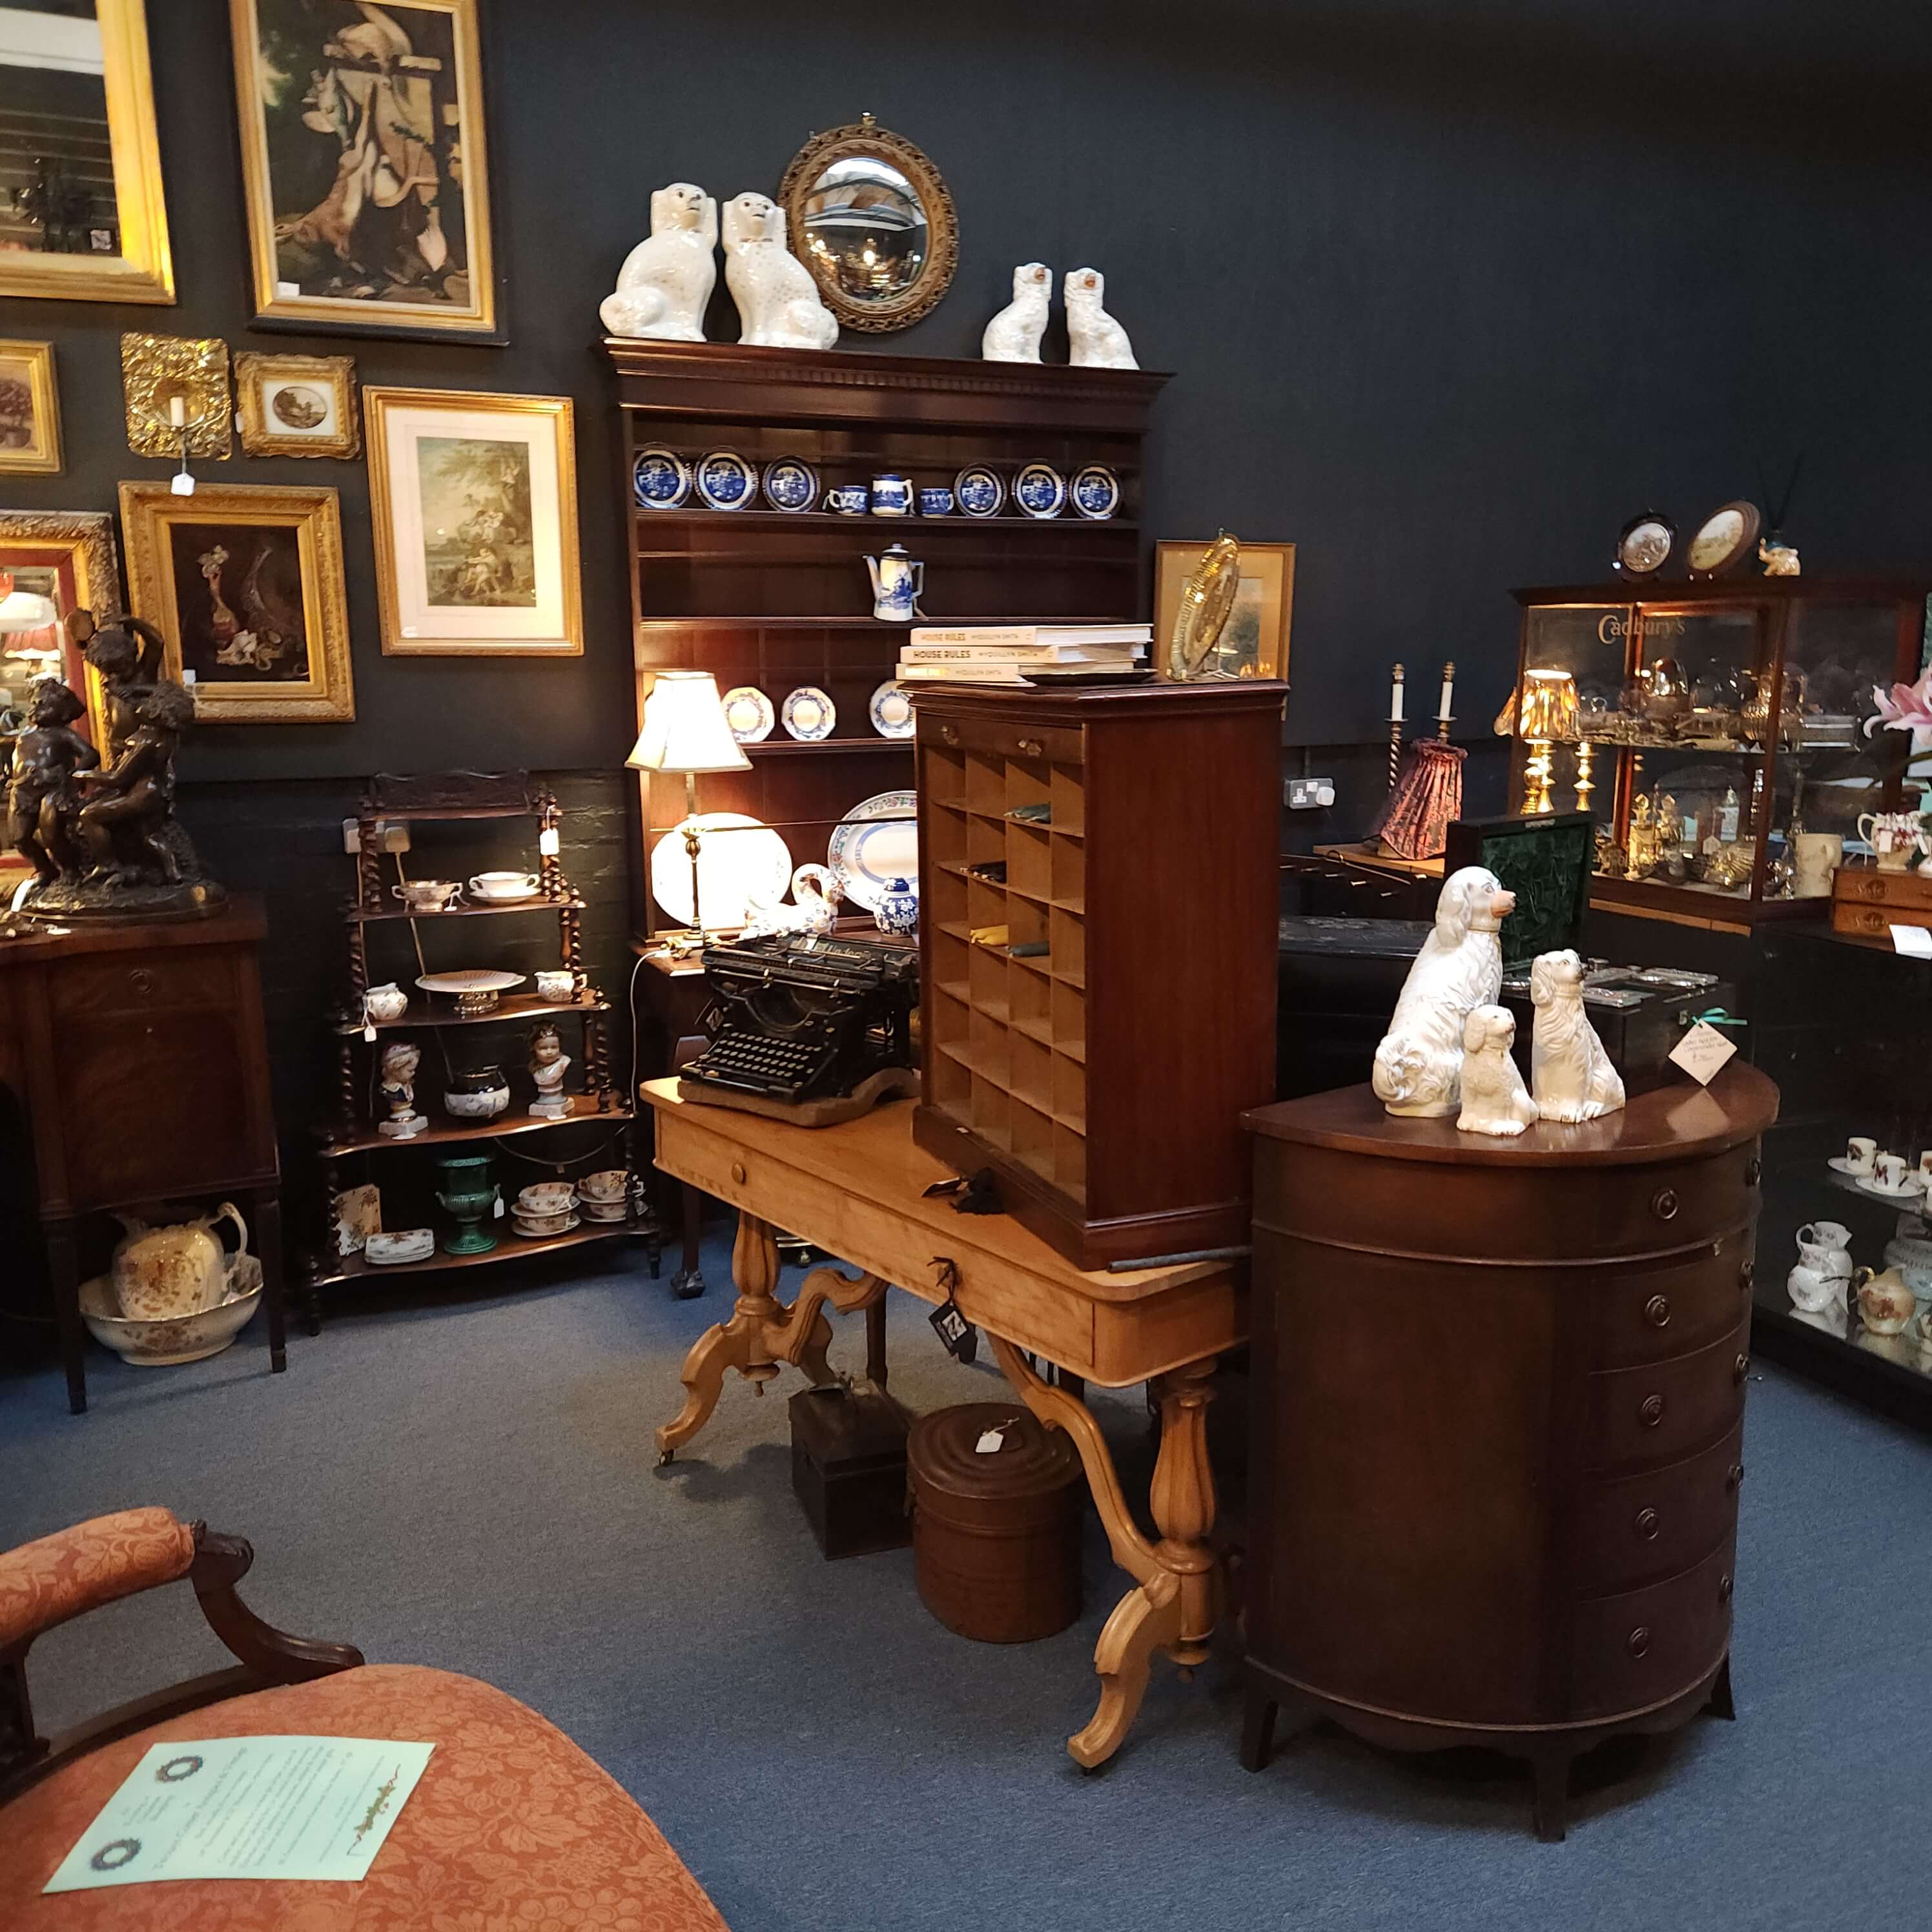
(1373, 739, 1466, 861)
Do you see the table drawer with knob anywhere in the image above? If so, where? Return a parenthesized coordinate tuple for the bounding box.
(1584, 1318, 1750, 1469)
(1568, 1534, 1736, 1721)
(50, 952, 241, 1023)
(923, 716, 1085, 766)
(1573, 1420, 1743, 1591)
(1587, 1142, 1762, 1258)
(1587, 1224, 1758, 1369)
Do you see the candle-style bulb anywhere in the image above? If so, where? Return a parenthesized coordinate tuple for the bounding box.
(168, 395, 186, 429)
(1390, 663, 1406, 723)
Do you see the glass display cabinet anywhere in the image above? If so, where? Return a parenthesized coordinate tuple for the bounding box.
(1508, 579, 1931, 927)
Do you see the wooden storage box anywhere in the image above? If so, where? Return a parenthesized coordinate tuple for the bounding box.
(907, 1403, 1084, 1643)
(788, 1383, 912, 1561)
(1831, 862, 1932, 938)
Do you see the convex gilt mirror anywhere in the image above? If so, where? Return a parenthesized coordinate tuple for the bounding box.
(778, 114, 956, 332)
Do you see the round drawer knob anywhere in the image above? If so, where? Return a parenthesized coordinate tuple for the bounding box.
(1733, 1352, 1750, 1386)
(1639, 1393, 1665, 1428)
(1016, 737, 1043, 757)
(1627, 1627, 1651, 1659)
(1745, 1156, 1763, 1188)
(1719, 1572, 1734, 1605)
(1651, 1187, 1680, 1222)
(730, 1162, 747, 1185)
(1738, 1259, 1754, 1291)
(128, 966, 156, 998)
(1634, 1507, 1660, 1541)
(941, 724, 960, 746)
(1644, 1294, 1672, 1329)
(1726, 1462, 1745, 1494)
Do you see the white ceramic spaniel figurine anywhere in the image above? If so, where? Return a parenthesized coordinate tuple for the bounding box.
(1065, 267, 1136, 368)
(1529, 949, 1626, 1123)
(1456, 1006, 1540, 1136)
(983, 262, 1051, 362)
(722, 192, 839, 350)
(1372, 866, 1514, 1118)
(600, 182, 718, 341)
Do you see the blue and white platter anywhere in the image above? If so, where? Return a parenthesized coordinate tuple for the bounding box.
(633, 446, 690, 509)
(828, 790, 920, 913)
(781, 686, 837, 741)
(721, 686, 775, 743)
(869, 679, 915, 738)
(1071, 464, 1121, 520)
(761, 457, 819, 513)
(695, 449, 756, 511)
(1014, 462, 1067, 519)
(954, 464, 1005, 519)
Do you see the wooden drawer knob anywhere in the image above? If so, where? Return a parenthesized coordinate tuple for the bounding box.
(1639, 1393, 1665, 1428)
(1644, 1294, 1672, 1329)
(1726, 1462, 1745, 1494)
(1016, 737, 1044, 757)
(1627, 1627, 1651, 1659)
(941, 724, 960, 746)
(730, 1162, 747, 1185)
(1719, 1572, 1734, 1605)
(1651, 1187, 1680, 1222)
(1634, 1506, 1660, 1541)
(1733, 1351, 1750, 1386)
(128, 966, 156, 998)
(1738, 1259, 1754, 1291)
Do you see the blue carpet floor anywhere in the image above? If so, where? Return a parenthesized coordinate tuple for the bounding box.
(4, 1234, 1929, 1932)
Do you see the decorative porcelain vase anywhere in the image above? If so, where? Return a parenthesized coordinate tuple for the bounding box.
(599, 182, 717, 341)
(365, 981, 408, 1022)
(110, 1201, 249, 1321)
(435, 1155, 498, 1256)
(864, 544, 923, 622)
(874, 877, 919, 936)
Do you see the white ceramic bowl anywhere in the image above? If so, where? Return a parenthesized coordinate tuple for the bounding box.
(79, 1262, 262, 1366)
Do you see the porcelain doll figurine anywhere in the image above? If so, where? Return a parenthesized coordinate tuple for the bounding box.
(528, 1022, 572, 1119)
(1528, 949, 1625, 1124)
(982, 262, 1051, 362)
(377, 1040, 425, 1138)
(722, 192, 838, 350)
(1372, 866, 1514, 1118)
(1064, 267, 1136, 369)
(600, 183, 718, 340)
(1455, 1005, 1540, 1136)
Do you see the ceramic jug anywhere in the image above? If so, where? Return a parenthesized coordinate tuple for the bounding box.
(863, 544, 923, 622)
(1855, 1265, 1918, 1336)
(1795, 1220, 1853, 1282)
(111, 1202, 249, 1321)
(1787, 1262, 1846, 1317)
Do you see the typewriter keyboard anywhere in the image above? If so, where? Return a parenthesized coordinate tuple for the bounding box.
(683, 1031, 838, 1102)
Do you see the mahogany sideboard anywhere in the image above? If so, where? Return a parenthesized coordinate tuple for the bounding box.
(1240, 1064, 1778, 1839)
(0, 899, 286, 1413)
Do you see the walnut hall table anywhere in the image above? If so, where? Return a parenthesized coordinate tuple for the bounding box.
(641, 1077, 1244, 1766)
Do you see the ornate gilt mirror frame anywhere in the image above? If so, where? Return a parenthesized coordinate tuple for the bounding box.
(0, 0, 174, 305)
(778, 115, 956, 333)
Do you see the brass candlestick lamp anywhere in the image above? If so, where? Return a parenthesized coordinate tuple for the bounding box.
(1516, 668, 1579, 815)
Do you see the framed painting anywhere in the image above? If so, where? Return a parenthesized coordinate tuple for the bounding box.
(1155, 540, 1295, 682)
(364, 386, 581, 657)
(118, 481, 355, 723)
(0, 341, 61, 473)
(236, 351, 360, 458)
(0, 0, 173, 304)
(229, 0, 500, 341)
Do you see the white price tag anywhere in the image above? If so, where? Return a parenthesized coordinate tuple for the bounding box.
(180, 669, 195, 686)
(538, 827, 560, 857)
(1669, 1021, 1738, 1087)
(974, 1427, 1007, 1455)
(170, 471, 196, 495)
(492, 1196, 506, 1218)
(276, 279, 300, 298)
(1889, 923, 1932, 958)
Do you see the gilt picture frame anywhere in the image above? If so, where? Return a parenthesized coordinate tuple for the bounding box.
(0, 0, 174, 305)
(0, 510, 121, 751)
(0, 342, 62, 474)
(118, 481, 355, 723)
(1155, 540, 1295, 683)
(229, 0, 501, 342)
(364, 386, 582, 658)
(236, 352, 360, 458)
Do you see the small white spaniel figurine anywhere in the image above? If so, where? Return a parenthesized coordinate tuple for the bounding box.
(1530, 948, 1626, 1123)
(722, 192, 838, 350)
(1065, 267, 1136, 368)
(1372, 865, 1515, 1117)
(983, 262, 1051, 362)
(1456, 1005, 1540, 1136)
(600, 182, 717, 341)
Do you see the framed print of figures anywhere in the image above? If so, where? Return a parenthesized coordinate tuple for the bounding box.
(0, 0, 174, 304)
(118, 481, 355, 723)
(0, 342, 61, 473)
(229, 0, 500, 341)
(364, 387, 582, 657)
(0, 511, 120, 759)
(1155, 540, 1296, 683)
(236, 351, 360, 457)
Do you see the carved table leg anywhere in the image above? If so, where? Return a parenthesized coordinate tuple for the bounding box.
(991, 1338, 1220, 1767)
(653, 1208, 887, 1464)
(1530, 1747, 1572, 1843)
(671, 1183, 706, 1300)
(45, 1216, 85, 1415)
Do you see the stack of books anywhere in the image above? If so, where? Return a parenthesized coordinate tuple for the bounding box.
(896, 623, 1151, 685)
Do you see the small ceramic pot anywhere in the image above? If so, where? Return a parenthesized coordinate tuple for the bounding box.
(393, 879, 462, 912)
(917, 488, 954, 517)
(365, 982, 409, 1022)
(870, 473, 912, 517)
(1856, 1266, 1918, 1335)
(443, 1066, 510, 1119)
(874, 877, 919, 936)
(535, 970, 577, 1002)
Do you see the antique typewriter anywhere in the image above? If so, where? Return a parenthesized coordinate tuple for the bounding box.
(681, 930, 920, 1104)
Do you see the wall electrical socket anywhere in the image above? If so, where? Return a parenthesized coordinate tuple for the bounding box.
(1286, 777, 1336, 810)
(341, 818, 412, 856)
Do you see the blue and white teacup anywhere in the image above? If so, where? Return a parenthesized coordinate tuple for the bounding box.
(824, 484, 868, 516)
(917, 488, 954, 517)
(870, 473, 913, 517)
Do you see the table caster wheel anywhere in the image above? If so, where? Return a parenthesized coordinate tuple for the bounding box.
(658, 1449, 674, 1467)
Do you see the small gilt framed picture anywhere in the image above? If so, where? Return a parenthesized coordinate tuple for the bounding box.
(1155, 540, 1296, 682)
(0, 341, 63, 475)
(236, 353, 360, 458)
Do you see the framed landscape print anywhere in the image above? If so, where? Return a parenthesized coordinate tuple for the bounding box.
(0, 341, 61, 473)
(1155, 540, 1295, 682)
(236, 351, 360, 457)
(364, 387, 582, 657)
(0, 511, 120, 755)
(0, 0, 174, 305)
(229, 0, 500, 340)
(118, 482, 355, 723)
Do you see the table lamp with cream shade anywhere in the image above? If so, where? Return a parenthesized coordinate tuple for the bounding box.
(1516, 668, 1579, 814)
(627, 671, 752, 945)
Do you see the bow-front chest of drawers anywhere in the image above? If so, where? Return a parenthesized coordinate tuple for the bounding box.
(1238, 1064, 1778, 1839)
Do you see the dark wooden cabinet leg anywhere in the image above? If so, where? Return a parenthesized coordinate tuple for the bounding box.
(671, 1181, 706, 1299)
(1530, 1751, 1570, 1842)
(1704, 1652, 1736, 1721)
(45, 1217, 85, 1415)
(254, 1188, 287, 1374)
(865, 1295, 888, 1388)
(1240, 1689, 1279, 1771)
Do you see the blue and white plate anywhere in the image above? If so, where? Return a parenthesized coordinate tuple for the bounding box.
(695, 449, 756, 511)
(633, 446, 690, 509)
(761, 457, 819, 513)
(781, 686, 837, 741)
(869, 680, 915, 739)
(721, 685, 775, 743)
(954, 465, 1005, 519)
(1071, 464, 1120, 520)
(1014, 462, 1067, 519)
(828, 790, 919, 913)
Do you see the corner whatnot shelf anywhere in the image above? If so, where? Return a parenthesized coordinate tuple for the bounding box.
(303, 772, 659, 1323)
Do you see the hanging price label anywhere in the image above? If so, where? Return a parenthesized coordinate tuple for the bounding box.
(1669, 1020, 1738, 1086)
